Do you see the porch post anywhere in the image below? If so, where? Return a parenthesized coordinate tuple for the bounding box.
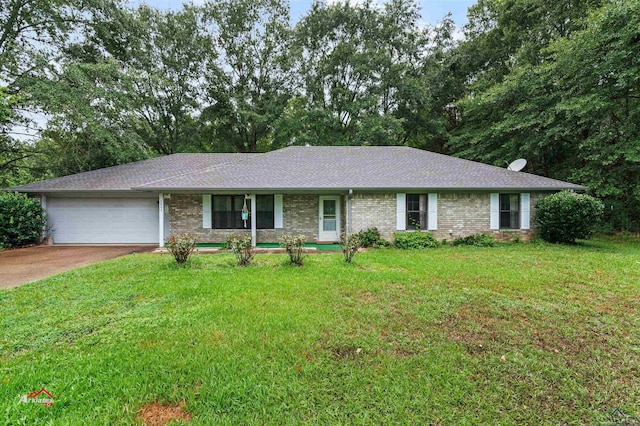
(347, 189, 353, 235)
(250, 194, 257, 247)
(158, 193, 164, 247)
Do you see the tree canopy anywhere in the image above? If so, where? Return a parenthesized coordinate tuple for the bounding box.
(1, 0, 638, 231)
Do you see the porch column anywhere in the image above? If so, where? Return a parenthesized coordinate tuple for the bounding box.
(250, 194, 257, 247)
(158, 193, 164, 247)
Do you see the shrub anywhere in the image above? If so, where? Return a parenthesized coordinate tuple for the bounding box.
(280, 234, 306, 266)
(354, 227, 390, 248)
(535, 191, 604, 244)
(0, 192, 47, 248)
(394, 232, 438, 249)
(165, 233, 198, 265)
(225, 234, 254, 266)
(340, 232, 362, 263)
(452, 233, 495, 247)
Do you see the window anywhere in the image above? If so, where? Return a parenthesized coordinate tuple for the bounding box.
(211, 195, 274, 229)
(256, 195, 274, 229)
(406, 194, 427, 230)
(499, 194, 520, 229)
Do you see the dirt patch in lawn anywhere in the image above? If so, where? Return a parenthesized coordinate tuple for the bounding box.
(138, 401, 191, 425)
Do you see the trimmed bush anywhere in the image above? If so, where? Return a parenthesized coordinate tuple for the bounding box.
(225, 234, 254, 266)
(0, 192, 46, 248)
(535, 191, 604, 244)
(394, 232, 438, 249)
(452, 233, 495, 247)
(280, 234, 306, 266)
(340, 232, 362, 263)
(165, 233, 198, 265)
(354, 227, 390, 248)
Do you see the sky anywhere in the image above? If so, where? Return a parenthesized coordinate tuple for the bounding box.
(133, 0, 477, 28)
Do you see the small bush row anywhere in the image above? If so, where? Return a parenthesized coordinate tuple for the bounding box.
(451, 233, 495, 247)
(393, 232, 438, 249)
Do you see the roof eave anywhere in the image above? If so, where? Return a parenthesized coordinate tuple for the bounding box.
(131, 185, 586, 192)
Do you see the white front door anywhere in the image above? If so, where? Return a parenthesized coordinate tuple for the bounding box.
(319, 196, 341, 242)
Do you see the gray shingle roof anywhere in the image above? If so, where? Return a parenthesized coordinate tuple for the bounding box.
(9, 153, 255, 192)
(9, 146, 585, 192)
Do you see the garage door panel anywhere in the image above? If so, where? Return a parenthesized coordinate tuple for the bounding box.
(47, 198, 158, 244)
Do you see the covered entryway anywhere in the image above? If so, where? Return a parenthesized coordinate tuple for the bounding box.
(47, 197, 159, 244)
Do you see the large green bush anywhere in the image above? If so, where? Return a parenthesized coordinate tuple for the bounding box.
(0, 192, 46, 248)
(535, 191, 604, 244)
(394, 232, 438, 249)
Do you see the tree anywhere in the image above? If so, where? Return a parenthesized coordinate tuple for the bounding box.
(200, 0, 294, 153)
(449, 0, 640, 231)
(288, 0, 417, 146)
(0, 0, 116, 184)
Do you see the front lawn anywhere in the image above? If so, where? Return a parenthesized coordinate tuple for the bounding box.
(1, 238, 639, 424)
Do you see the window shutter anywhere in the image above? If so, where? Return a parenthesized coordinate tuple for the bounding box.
(428, 193, 438, 231)
(490, 193, 499, 230)
(521, 193, 530, 230)
(396, 193, 406, 231)
(202, 195, 212, 228)
(274, 194, 283, 229)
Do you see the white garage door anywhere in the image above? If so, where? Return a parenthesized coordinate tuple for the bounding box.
(47, 198, 159, 244)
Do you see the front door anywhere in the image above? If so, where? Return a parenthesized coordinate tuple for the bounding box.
(319, 196, 341, 242)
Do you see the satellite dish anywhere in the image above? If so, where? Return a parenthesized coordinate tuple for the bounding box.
(507, 158, 527, 172)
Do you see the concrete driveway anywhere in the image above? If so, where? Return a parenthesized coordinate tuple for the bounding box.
(0, 245, 155, 289)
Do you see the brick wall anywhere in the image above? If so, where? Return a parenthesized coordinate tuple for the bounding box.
(169, 194, 335, 243)
(169, 192, 548, 244)
(350, 193, 397, 241)
(350, 191, 549, 242)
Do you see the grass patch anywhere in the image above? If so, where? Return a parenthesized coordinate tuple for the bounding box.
(1, 237, 639, 424)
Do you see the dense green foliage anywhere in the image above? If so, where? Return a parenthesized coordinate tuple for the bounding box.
(2, 238, 639, 423)
(1, 0, 638, 230)
(535, 191, 605, 244)
(354, 227, 390, 248)
(449, 0, 640, 231)
(394, 231, 438, 249)
(0, 192, 46, 248)
(451, 233, 495, 247)
(165, 233, 198, 265)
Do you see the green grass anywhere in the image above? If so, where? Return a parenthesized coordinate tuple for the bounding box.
(1, 237, 640, 424)
(197, 243, 342, 251)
